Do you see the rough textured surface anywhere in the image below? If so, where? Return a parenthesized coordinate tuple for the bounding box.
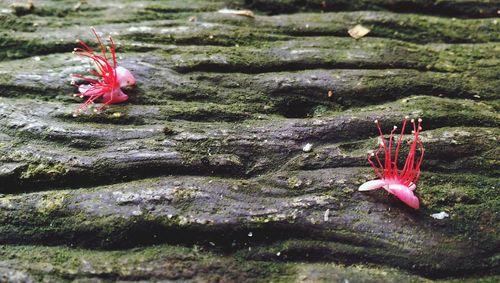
(0, 0, 499, 282)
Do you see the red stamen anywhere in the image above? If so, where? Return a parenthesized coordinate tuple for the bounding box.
(91, 27, 107, 60)
(387, 125, 398, 176)
(393, 116, 408, 173)
(366, 117, 424, 187)
(72, 28, 122, 113)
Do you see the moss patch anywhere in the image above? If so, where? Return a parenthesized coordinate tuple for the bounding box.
(20, 163, 69, 181)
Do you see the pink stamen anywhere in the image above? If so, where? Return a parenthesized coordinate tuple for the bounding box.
(361, 117, 425, 209)
(367, 118, 424, 187)
(71, 28, 124, 113)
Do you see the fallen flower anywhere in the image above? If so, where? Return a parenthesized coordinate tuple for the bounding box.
(71, 28, 136, 115)
(359, 117, 424, 209)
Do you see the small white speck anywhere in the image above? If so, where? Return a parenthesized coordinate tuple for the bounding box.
(248, 232, 253, 237)
(132, 210, 143, 216)
(431, 211, 449, 220)
(33, 56, 41, 61)
(302, 143, 313, 152)
(323, 209, 330, 222)
(276, 251, 281, 256)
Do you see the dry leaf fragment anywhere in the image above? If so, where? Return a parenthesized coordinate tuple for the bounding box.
(218, 8, 255, 18)
(348, 24, 371, 39)
(10, 0, 34, 16)
(328, 90, 333, 97)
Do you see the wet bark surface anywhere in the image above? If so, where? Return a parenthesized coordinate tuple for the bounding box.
(0, 0, 499, 282)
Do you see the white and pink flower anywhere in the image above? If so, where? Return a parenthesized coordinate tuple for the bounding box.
(359, 117, 425, 209)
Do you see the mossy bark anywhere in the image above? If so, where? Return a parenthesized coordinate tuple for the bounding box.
(0, 0, 498, 282)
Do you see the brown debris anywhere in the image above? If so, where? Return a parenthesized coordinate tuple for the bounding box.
(348, 24, 371, 39)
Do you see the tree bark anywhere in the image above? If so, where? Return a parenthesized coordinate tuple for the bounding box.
(0, 0, 498, 282)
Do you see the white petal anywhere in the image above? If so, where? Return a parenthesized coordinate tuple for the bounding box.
(78, 84, 91, 94)
(359, 179, 386, 191)
(116, 66, 136, 88)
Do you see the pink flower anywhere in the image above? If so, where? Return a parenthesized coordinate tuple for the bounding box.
(359, 117, 425, 209)
(71, 28, 136, 115)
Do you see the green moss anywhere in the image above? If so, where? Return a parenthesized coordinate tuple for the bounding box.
(58, 108, 145, 125)
(365, 14, 499, 44)
(123, 23, 289, 48)
(238, 239, 407, 268)
(170, 186, 201, 200)
(429, 43, 500, 77)
(293, 262, 424, 282)
(286, 176, 303, 189)
(207, 11, 499, 44)
(0, 0, 498, 281)
(348, 96, 499, 126)
(158, 101, 253, 122)
(235, 0, 499, 18)
(20, 163, 68, 181)
(0, 244, 294, 282)
(36, 191, 69, 215)
(0, 34, 74, 60)
(141, 0, 227, 13)
(1, 241, 497, 281)
(418, 173, 499, 246)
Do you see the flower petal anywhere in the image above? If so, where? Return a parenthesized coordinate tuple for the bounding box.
(386, 184, 420, 209)
(116, 66, 136, 88)
(78, 84, 91, 94)
(359, 179, 386, 191)
(408, 183, 416, 191)
(102, 87, 128, 104)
